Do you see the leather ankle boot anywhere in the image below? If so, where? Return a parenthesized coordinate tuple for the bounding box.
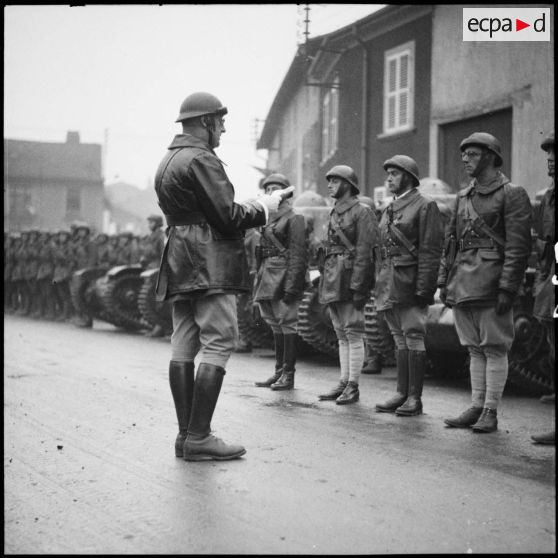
(472, 408, 498, 433)
(444, 406, 483, 428)
(319, 380, 348, 401)
(255, 332, 284, 387)
(336, 381, 360, 404)
(376, 348, 409, 413)
(271, 333, 297, 390)
(396, 350, 426, 416)
(184, 364, 246, 461)
(169, 360, 195, 457)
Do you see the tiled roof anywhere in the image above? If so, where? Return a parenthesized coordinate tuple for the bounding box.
(4, 136, 102, 182)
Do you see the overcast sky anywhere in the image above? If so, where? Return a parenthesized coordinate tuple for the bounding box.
(4, 4, 384, 200)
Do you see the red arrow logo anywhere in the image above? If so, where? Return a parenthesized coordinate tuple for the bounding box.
(516, 18, 530, 31)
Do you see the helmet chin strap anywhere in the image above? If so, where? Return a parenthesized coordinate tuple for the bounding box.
(332, 180, 352, 199)
(471, 150, 493, 178)
(201, 115, 216, 146)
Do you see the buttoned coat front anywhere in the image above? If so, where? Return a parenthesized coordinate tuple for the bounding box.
(318, 197, 377, 305)
(375, 188, 443, 311)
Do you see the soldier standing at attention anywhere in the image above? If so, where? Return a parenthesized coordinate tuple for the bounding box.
(374, 156, 443, 417)
(439, 132, 532, 433)
(52, 230, 74, 321)
(252, 173, 308, 390)
(531, 131, 555, 445)
(317, 165, 378, 405)
(140, 215, 166, 269)
(154, 91, 292, 461)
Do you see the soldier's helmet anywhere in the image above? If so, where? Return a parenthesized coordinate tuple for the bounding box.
(325, 165, 359, 194)
(261, 173, 291, 190)
(383, 155, 420, 187)
(147, 214, 163, 227)
(292, 190, 328, 208)
(541, 130, 554, 152)
(175, 92, 228, 123)
(460, 132, 503, 167)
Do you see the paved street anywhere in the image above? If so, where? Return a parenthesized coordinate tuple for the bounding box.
(4, 314, 556, 554)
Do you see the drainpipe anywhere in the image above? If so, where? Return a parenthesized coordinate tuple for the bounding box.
(352, 25, 368, 191)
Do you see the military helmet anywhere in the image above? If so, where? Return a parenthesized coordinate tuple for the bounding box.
(175, 92, 228, 123)
(541, 130, 554, 152)
(325, 165, 359, 193)
(383, 155, 420, 187)
(357, 195, 376, 211)
(292, 190, 328, 208)
(459, 132, 503, 166)
(261, 173, 291, 190)
(147, 214, 163, 227)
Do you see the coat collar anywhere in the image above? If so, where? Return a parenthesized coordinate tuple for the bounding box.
(268, 203, 293, 224)
(332, 197, 359, 215)
(460, 171, 510, 197)
(389, 187, 419, 211)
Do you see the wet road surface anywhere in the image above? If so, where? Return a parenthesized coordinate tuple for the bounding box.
(4, 314, 555, 553)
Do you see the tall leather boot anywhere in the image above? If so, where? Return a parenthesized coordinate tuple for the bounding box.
(255, 332, 284, 387)
(375, 348, 409, 413)
(183, 363, 246, 461)
(395, 350, 426, 416)
(169, 360, 195, 457)
(271, 333, 297, 390)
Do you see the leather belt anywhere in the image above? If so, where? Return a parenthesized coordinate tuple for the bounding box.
(165, 212, 206, 226)
(459, 237, 496, 251)
(325, 245, 348, 257)
(380, 246, 402, 258)
(260, 247, 282, 258)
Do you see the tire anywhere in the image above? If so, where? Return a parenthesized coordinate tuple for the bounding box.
(137, 271, 173, 335)
(296, 286, 338, 357)
(69, 268, 111, 322)
(98, 272, 146, 331)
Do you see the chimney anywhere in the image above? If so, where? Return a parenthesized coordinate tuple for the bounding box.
(66, 131, 80, 144)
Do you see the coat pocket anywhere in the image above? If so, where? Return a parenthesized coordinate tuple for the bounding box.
(391, 256, 418, 300)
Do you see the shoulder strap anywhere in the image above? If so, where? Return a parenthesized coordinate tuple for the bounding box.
(262, 224, 287, 254)
(330, 213, 355, 254)
(463, 193, 505, 247)
(387, 222, 417, 257)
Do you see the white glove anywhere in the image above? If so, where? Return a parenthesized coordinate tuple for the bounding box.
(257, 186, 295, 213)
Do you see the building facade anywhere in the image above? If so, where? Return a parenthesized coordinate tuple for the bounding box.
(4, 131, 104, 232)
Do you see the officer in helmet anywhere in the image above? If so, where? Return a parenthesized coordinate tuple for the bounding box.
(439, 132, 532, 433)
(374, 156, 443, 417)
(531, 130, 555, 445)
(317, 165, 378, 404)
(154, 91, 293, 461)
(252, 173, 308, 391)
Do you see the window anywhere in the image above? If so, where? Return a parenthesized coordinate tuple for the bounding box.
(383, 41, 415, 135)
(11, 185, 34, 225)
(321, 75, 339, 161)
(66, 186, 81, 212)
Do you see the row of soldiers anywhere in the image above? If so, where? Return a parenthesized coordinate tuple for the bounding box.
(4, 215, 165, 323)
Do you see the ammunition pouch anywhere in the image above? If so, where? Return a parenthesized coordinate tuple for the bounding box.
(458, 236, 498, 251)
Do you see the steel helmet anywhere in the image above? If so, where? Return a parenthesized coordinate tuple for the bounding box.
(261, 173, 291, 190)
(147, 214, 163, 227)
(175, 92, 228, 123)
(541, 130, 554, 152)
(459, 132, 503, 166)
(325, 165, 359, 193)
(383, 155, 420, 187)
(292, 190, 328, 208)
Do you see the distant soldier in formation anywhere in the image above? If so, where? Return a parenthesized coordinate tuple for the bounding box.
(93, 232, 112, 270)
(440, 132, 532, 433)
(140, 215, 166, 269)
(252, 173, 308, 390)
(531, 130, 555, 446)
(52, 230, 74, 321)
(5, 232, 20, 313)
(71, 223, 95, 327)
(317, 165, 378, 405)
(374, 156, 444, 417)
(35, 231, 56, 319)
(115, 231, 140, 265)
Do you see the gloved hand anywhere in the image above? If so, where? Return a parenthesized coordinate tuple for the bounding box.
(495, 291, 514, 315)
(258, 186, 296, 213)
(352, 291, 368, 311)
(282, 292, 297, 305)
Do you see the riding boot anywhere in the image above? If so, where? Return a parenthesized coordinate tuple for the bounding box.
(271, 333, 297, 390)
(169, 360, 195, 457)
(395, 350, 426, 416)
(375, 348, 409, 412)
(255, 332, 284, 387)
(183, 363, 246, 461)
